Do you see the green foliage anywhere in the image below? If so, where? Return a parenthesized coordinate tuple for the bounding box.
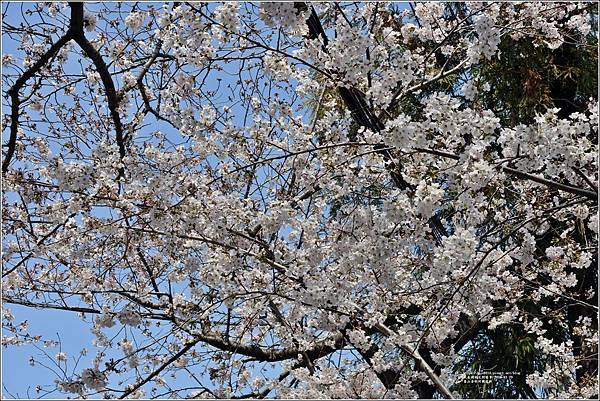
(477, 34, 598, 124)
(452, 326, 542, 399)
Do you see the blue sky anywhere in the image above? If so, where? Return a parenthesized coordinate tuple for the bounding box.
(1, 4, 88, 397)
(1, 2, 310, 397)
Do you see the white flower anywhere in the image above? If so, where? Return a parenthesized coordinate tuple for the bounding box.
(56, 379, 84, 395)
(175, 73, 195, 92)
(462, 81, 478, 101)
(83, 12, 97, 32)
(81, 368, 106, 390)
(125, 11, 145, 30)
(173, 357, 188, 368)
(122, 72, 137, 88)
(347, 329, 370, 352)
(47, 3, 58, 17)
(120, 338, 134, 355)
(432, 227, 477, 280)
(263, 55, 293, 81)
(86, 70, 101, 85)
(401, 23, 417, 42)
(95, 308, 115, 328)
(415, 181, 445, 219)
(259, 2, 308, 31)
(117, 307, 141, 326)
(468, 14, 501, 63)
(109, 40, 125, 61)
(128, 355, 140, 368)
(489, 307, 518, 329)
(588, 214, 599, 234)
(545, 246, 564, 261)
(214, 2, 240, 34)
(572, 204, 589, 220)
(55, 352, 67, 361)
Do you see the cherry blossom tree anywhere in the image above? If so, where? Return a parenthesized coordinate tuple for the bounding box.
(2, 2, 597, 399)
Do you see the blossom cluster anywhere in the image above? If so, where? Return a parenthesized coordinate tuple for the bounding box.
(2, 1, 597, 399)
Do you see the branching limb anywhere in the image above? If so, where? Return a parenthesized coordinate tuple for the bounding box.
(68, 2, 126, 165)
(3, 33, 73, 173)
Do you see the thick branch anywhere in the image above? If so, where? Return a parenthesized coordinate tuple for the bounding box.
(5, 295, 343, 364)
(503, 165, 598, 202)
(194, 330, 343, 363)
(117, 319, 343, 398)
(68, 2, 126, 163)
(3, 33, 73, 173)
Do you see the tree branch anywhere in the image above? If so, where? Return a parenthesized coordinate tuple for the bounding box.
(503, 165, 598, 202)
(3, 33, 73, 173)
(68, 2, 126, 166)
(373, 322, 455, 399)
(118, 339, 201, 399)
(412, 147, 598, 202)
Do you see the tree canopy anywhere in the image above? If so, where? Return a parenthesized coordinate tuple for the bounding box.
(2, 2, 598, 399)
